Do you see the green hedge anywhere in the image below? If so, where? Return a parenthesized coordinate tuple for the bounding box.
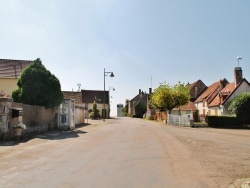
(207, 116, 250, 128)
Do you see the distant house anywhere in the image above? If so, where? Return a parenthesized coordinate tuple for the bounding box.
(208, 67, 250, 115)
(81, 90, 110, 118)
(194, 78, 228, 121)
(0, 59, 32, 96)
(129, 89, 151, 117)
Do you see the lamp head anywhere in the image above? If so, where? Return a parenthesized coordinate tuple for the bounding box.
(110, 72, 115, 77)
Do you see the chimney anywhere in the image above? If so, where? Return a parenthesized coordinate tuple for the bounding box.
(149, 88, 152, 94)
(139, 89, 141, 94)
(234, 67, 243, 87)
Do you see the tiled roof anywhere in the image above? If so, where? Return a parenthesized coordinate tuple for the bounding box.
(63, 91, 82, 104)
(208, 82, 235, 107)
(195, 79, 228, 103)
(179, 101, 198, 111)
(82, 90, 109, 104)
(0, 59, 33, 78)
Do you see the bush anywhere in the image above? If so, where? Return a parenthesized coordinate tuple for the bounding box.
(207, 116, 250, 128)
(12, 58, 63, 108)
(229, 92, 250, 123)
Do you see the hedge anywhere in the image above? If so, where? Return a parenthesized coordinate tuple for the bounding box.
(207, 116, 250, 128)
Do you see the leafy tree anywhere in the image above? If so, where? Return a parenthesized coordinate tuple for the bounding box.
(122, 99, 129, 116)
(12, 58, 63, 108)
(174, 82, 190, 111)
(228, 92, 250, 123)
(150, 82, 190, 114)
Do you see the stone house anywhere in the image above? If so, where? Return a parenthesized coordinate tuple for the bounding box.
(129, 89, 151, 117)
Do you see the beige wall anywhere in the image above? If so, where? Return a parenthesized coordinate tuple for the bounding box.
(0, 78, 18, 96)
(11, 102, 57, 136)
(74, 107, 85, 124)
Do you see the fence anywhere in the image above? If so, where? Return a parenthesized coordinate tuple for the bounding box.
(168, 113, 193, 126)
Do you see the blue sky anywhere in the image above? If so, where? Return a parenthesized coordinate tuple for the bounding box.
(1, 0, 250, 116)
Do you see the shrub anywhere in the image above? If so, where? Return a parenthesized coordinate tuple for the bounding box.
(228, 92, 250, 124)
(207, 116, 245, 128)
(12, 58, 63, 108)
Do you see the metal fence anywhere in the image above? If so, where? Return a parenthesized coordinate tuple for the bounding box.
(168, 113, 193, 126)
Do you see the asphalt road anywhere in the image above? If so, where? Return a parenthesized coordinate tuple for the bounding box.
(0, 117, 250, 188)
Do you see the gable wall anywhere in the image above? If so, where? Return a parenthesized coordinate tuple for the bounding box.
(0, 78, 18, 96)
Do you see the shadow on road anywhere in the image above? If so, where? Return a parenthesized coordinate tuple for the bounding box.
(36, 129, 88, 140)
(0, 125, 89, 146)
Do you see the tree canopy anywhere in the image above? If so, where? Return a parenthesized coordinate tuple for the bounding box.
(12, 58, 63, 108)
(150, 82, 190, 113)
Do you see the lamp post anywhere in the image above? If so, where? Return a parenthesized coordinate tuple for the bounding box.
(103, 68, 114, 121)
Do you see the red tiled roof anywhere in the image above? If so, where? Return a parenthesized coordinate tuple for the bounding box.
(0, 59, 33, 78)
(179, 101, 198, 111)
(208, 82, 235, 107)
(195, 79, 227, 103)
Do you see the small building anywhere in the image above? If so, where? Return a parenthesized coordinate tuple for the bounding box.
(117, 104, 123, 117)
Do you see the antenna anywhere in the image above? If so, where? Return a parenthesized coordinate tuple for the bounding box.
(151, 76, 153, 89)
(77, 83, 81, 92)
(237, 56, 242, 67)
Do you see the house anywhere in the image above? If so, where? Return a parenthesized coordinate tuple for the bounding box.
(172, 80, 207, 121)
(208, 67, 250, 115)
(195, 78, 229, 121)
(129, 89, 151, 117)
(0, 59, 32, 96)
(81, 90, 110, 118)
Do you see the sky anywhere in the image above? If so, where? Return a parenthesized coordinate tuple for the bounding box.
(1, 0, 250, 116)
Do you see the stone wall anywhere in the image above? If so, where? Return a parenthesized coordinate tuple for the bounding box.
(10, 102, 57, 138)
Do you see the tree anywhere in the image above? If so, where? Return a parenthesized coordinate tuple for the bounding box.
(12, 58, 63, 108)
(228, 92, 250, 123)
(90, 100, 100, 119)
(150, 82, 190, 114)
(122, 99, 129, 116)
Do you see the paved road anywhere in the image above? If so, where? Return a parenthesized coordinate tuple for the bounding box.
(0, 117, 250, 188)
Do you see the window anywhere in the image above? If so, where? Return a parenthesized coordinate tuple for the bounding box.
(215, 109, 218, 116)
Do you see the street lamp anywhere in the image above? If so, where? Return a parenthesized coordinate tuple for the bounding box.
(103, 68, 114, 121)
(237, 56, 242, 67)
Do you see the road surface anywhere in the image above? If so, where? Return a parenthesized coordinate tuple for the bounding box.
(0, 117, 250, 188)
